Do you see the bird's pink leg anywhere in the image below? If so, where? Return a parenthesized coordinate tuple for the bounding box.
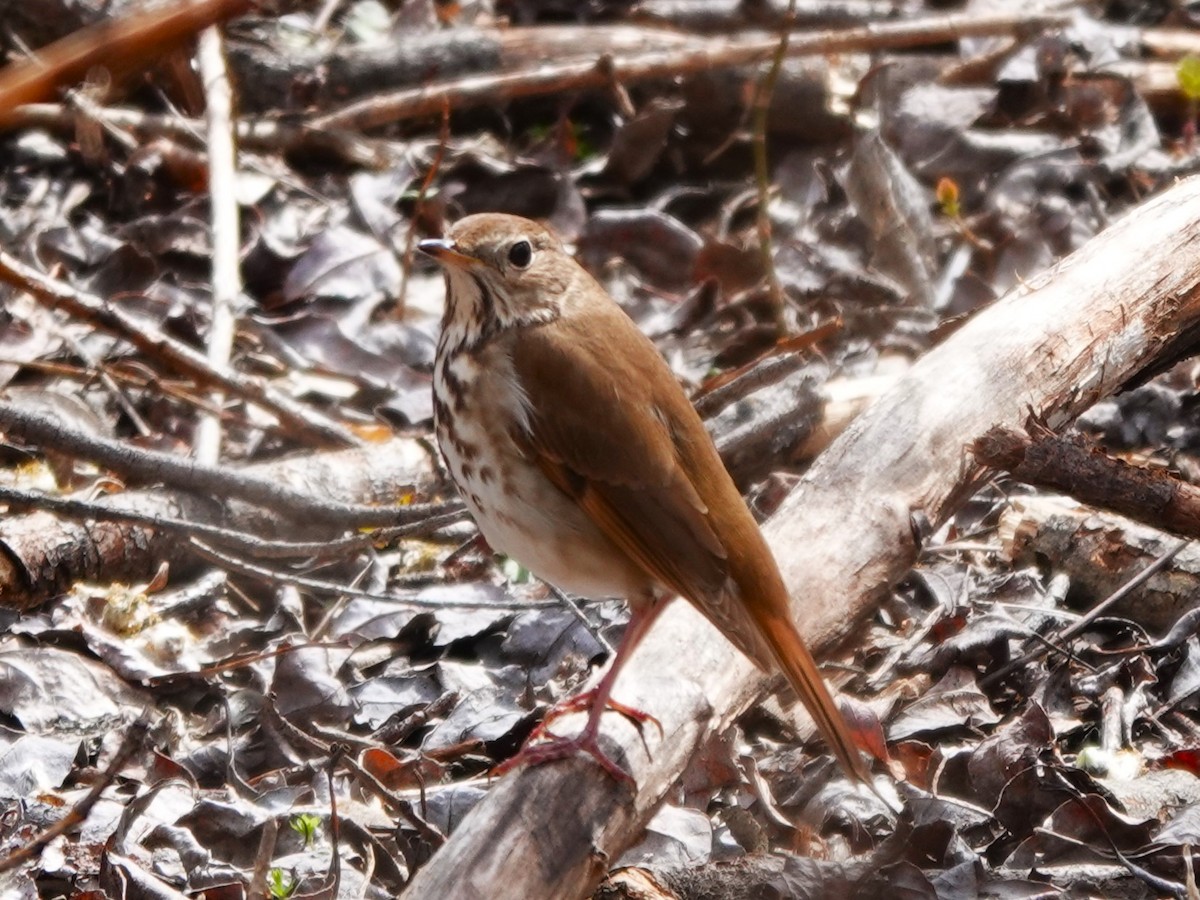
(493, 596, 667, 786)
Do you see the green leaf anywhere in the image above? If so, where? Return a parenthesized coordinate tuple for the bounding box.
(1178, 56, 1200, 101)
(500, 556, 531, 584)
(289, 812, 322, 848)
(268, 868, 296, 899)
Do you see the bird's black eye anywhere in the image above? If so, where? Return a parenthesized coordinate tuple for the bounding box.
(508, 239, 533, 268)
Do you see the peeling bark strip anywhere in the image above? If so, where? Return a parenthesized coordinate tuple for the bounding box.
(401, 176, 1200, 900)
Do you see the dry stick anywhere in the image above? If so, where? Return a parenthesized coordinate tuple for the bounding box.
(186, 538, 559, 610)
(551, 585, 616, 656)
(67, 86, 141, 153)
(397, 101, 450, 308)
(324, 747, 345, 900)
(692, 320, 843, 417)
(399, 177, 1200, 900)
(751, 0, 797, 337)
(151, 642, 352, 688)
(6, 102, 390, 167)
(248, 817, 280, 900)
(975, 425, 1200, 540)
(0, 0, 252, 124)
(0, 402, 440, 528)
(339, 753, 446, 846)
(59, 324, 152, 437)
(972, 424, 1200, 684)
(1, 12, 1066, 158)
(1, 354, 231, 418)
(1062, 792, 1189, 899)
(980, 540, 1188, 690)
(0, 716, 150, 874)
(0, 250, 357, 449)
(195, 25, 241, 465)
(0, 485, 464, 559)
(693, 346, 806, 419)
(13, 290, 153, 435)
(312, 11, 1067, 133)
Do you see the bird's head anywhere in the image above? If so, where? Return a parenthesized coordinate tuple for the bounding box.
(419, 214, 578, 347)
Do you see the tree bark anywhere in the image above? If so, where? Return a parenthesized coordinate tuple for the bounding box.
(399, 176, 1200, 899)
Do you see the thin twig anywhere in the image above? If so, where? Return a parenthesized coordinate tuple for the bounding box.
(397, 100, 450, 308)
(693, 353, 805, 419)
(9, 292, 152, 436)
(339, 752, 446, 846)
(0, 485, 465, 558)
(312, 12, 1066, 134)
(188, 537, 562, 610)
(325, 746, 345, 900)
(248, 817, 280, 900)
(980, 540, 1189, 689)
(550, 586, 615, 656)
(147, 642, 352, 688)
(750, 0, 797, 337)
(0, 402, 443, 527)
(195, 24, 242, 465)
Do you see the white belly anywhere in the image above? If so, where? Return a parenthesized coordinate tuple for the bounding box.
(434, 344, 647, 600)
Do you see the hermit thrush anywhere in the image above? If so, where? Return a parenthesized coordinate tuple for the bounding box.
(419, 214, 868, 785)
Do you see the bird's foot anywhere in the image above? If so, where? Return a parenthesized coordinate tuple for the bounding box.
(492, 725, 635, 786)
(491, 689, 661, 785)
(529, 689, 662, 743)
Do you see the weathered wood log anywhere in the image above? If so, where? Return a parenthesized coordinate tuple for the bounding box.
(998, 494, 1198, 633)
(0, 437, 433, 609)
(977, 425, 1200, 546)
(399, 176, 1200, 899)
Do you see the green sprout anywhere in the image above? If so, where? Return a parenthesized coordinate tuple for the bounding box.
(268, 868, 296, 899)
(500, 556, 531, 584)
(1177, 56, 1200, 150)
(289, 812, 322, 848)
(1178, 56, 1200, 101)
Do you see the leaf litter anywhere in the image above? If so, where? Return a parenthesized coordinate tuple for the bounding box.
(3, 1, 1200, 897)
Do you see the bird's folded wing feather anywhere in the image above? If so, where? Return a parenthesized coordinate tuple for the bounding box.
(511, 307, 874, 784)
(509, 312, 730, 605)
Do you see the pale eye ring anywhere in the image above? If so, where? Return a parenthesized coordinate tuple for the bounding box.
(508, 240, 533, 268)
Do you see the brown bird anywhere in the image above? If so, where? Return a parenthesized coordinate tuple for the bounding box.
(419, 213, 869, 785)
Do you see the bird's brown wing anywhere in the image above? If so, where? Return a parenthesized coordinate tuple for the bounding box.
(509, 308, 731, 606)
(510, 304, 873, 784)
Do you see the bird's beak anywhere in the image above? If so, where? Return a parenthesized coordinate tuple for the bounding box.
(418, 238, 477, 268)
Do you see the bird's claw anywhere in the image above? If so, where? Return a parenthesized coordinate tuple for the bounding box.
(491, 729, 636, 787)
(527, 689, 663, 743)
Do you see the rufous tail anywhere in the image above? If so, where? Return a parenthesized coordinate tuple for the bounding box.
(756, 609, 873, 784)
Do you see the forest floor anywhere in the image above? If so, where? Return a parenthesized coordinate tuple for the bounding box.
(5, 1, 1200, 898)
